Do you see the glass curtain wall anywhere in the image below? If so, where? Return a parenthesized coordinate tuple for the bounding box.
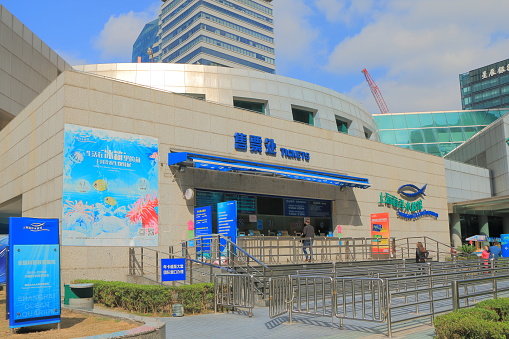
(374, 109, 509, 157)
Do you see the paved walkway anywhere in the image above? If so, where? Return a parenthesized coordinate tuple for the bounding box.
(158, 307, 436, 339)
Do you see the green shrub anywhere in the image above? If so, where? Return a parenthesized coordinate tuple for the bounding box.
(436, 317, 509, 339)
(434, 299, 509, 338)
(476, 299, 509, 321)
(73, 280, 214, 315)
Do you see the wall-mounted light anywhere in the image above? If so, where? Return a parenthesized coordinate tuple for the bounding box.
(184, 188, 195, 200)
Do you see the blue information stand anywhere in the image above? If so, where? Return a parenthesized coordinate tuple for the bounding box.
(501, 234, 509, 258)
(8, 217, 60, 329)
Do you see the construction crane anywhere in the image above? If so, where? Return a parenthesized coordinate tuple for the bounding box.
(361, 68, 389, 114)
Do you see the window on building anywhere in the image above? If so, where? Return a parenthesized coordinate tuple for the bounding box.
(179, 93, 206, 100)
(292, 106, 315, 125)
(363, 127, 372, 139)
(233, 98, 266, 114)
(336, 117, 350, 134)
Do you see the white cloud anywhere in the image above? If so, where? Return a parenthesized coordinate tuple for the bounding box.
(94, 3, 159, 62)
(273, 0, 322, 71)
(325, 0, 509, 113)
(315, 0, 344, 23)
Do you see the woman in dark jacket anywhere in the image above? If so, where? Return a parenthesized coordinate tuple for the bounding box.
(416, 242, 428, 263)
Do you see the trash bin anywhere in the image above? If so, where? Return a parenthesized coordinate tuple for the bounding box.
(172, 303, 184, 317)
(65, 283, 94, 310)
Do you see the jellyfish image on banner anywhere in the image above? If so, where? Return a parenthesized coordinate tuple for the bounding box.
(126, 193, 159, 234)
(63, 200, 94, 233)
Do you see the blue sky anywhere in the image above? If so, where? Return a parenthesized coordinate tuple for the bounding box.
(3, 1, 509, 114)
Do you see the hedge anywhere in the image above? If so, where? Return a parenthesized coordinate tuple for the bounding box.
(73, 280, 214, 315)
(435, 299, 509, 338)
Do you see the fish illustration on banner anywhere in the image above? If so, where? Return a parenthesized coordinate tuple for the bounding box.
(62, 124, 159, 246)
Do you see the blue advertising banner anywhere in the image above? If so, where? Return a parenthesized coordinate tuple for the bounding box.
(161, 258, 186, 281)
(8, 217, 60, 329)
(194, 206, 212, 257)
(218, 201, 237, 248)
(501, 234, 509, 258)
(284, 199, 309, 217)
(0, 236, 8, 284)
(62, 124, 159, 246)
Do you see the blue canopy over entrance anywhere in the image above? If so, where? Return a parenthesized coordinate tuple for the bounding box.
(168, 152, 371, 189)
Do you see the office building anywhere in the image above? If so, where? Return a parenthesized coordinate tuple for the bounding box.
(132, 0, 276, 74)
(460, 58, 509, 110)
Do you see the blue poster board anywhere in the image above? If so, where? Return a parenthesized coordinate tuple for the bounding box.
(217, 201, 237, 251)
(194, 206, 212, 258)
(501, 234, 509, 258)
(0, 236, 7, 284)
(161, 258, 186, 281)
(8, 217, 60, 328)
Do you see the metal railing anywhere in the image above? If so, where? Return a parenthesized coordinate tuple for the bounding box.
(237, 236, 398, 264)
(452, 273, 509, 311)
(268, 258, 509, 337)
(214, 274, 255, 317)
(129, 234, 269, 288)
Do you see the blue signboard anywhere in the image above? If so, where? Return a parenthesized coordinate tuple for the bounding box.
(161, 258, 186, 281)
(8, 217, 60, 329)
(218, 201, 237, 249)
(194, 206, 212, 257)
(284, 199, 309, 217)
(62, 124, 159, 247)
(502, 234, 509, 258)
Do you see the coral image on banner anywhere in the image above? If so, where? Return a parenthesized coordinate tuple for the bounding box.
(62, 124, 159, 246)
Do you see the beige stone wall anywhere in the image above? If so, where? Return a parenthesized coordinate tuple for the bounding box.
(0, 70, 449, 283)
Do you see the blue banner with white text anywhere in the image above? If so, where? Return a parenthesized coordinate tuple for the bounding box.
(8, 217, 60, 329)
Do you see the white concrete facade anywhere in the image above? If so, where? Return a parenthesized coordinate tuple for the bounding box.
(0, 68, 450, 283)
(73, 63, 379, 141)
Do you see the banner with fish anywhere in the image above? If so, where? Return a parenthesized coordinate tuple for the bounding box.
(62, 124, 159, 246)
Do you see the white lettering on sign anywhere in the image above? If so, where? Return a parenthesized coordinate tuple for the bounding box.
(481, 64, 509, 79)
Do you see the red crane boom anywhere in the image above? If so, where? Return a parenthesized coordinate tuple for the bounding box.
(361, 68, 389, 114)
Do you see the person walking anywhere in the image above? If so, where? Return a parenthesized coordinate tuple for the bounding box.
(301, 221, 315, 262)
(416, 242, 428, 263)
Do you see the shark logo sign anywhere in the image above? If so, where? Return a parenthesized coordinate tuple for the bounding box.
(397, 184, 427, 198)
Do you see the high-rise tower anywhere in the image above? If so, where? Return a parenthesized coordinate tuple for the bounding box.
(459, 58, 509, 110)
(133, 0, 276, 74)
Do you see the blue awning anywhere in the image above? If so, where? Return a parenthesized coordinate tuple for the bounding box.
(168, 152, 370, 189)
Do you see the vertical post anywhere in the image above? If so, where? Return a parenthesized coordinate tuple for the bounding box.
(452, 280, 459, 311)
(189, 259, 193, 285)
(155, 251, 159, 284)
(386, 280, 392, 338)
(140, 247, 144, 275)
